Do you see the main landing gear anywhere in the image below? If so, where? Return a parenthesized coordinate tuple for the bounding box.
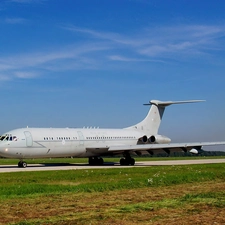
(120, 153, 135, 165)
(18, 161, 27, 168)
(88, 157, 104, 165)
(88, 153, 135, 166)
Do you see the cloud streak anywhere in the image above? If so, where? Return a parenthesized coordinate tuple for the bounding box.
(8, 0, 46, 3)
(64, 24, 225, 59)
(138, 25, 225, 57)
(109, 55, 165, 63)
(0, 43, 110, 82)
(4, 17, 27, 24)
(0, 24, 225, 83)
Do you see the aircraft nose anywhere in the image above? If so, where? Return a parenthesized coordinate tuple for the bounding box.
(0, 143, 10, 157)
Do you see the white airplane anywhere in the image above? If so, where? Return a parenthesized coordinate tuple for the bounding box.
(0, 99, 225, 168)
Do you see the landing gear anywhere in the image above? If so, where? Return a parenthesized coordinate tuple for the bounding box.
(88, 157, 104, 165)
(18, 161, 27, 168)
(120, 153, 135, 165)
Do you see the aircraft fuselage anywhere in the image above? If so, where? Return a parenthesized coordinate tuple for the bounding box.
(0, 127, 142, 159)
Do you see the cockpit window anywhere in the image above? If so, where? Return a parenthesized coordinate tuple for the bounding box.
(0, 134, 17, 141)
(0, 135, 6, 141)
(13, 136, 17, 141)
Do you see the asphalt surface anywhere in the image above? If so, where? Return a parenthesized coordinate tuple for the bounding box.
(0, 159, 225, 173)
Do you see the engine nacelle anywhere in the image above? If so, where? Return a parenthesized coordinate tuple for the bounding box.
(139, 135, 148, 143)
(148, 135, 171, 144)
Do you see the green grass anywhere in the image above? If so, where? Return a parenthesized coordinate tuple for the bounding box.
(0, 163, 224, 199)
(1, 162, 225, 225)
(119, 191, 225, 213)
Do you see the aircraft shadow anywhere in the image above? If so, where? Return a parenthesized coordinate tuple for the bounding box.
(40, 162, 117, 167)
(0, 162, 118, 168)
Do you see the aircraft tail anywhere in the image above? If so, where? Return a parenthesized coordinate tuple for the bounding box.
(126, 100, 204, 136)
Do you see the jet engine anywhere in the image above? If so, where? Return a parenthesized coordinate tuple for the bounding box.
(148, 135, 171, 144)
(139, 135, 148, 143)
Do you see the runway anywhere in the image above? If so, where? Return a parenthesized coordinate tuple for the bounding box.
(0, 158, 225, 173)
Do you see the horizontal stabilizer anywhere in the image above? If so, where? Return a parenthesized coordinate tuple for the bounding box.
(144, 100, 205, 106)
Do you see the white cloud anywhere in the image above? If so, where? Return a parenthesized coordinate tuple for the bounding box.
(185, 25, 223, 38)
(62, 25, 143, 47)
(0, 43, 110, 82)
(64, 24, 225, 60)
(14, 71, 38, 79)
(9, 0, 32, 2)
(0, 24, 224, 83)
(0, 62, 13, 70)
(109, 55, 165, 63)
(63, 25, 120, 41)
(138, 25, 225, 58)
(4, 17, 26, 24)
(0, 74, 11, 81)
(8, 0, 46, 3)
(4, 43, 109, 68)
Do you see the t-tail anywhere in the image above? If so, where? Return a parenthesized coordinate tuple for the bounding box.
(126, 100, 205, 137)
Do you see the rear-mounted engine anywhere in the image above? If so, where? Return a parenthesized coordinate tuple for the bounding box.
(148, 135, 171, 144)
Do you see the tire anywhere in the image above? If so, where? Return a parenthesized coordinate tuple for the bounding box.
(129, 158, 135, 165)
(22, 162, 27, 168)
(120, 158, 126, 165)
(18, 161, 27, 168)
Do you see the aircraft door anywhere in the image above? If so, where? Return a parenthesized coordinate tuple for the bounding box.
(77, 131, 84, 146)
(24, 131, 33, 147)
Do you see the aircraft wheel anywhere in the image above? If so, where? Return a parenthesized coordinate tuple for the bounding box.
(129, 158, 135, 165)
(120, 157, 135, 165)
(120, 158, 126, 165)
(22, 162, 27, 168)
(88, 157, 94, 165)
(18, 161, 27, 168)
(89, 157, 104, 165)
(98, 157, 104, 165)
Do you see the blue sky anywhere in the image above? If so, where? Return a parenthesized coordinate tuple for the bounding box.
(0, 0, 225, 144)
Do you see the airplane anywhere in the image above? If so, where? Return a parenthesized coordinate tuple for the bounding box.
(0, 99, 225, 168)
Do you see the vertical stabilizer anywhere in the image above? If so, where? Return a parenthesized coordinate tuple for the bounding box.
(125, 100, 204, 136)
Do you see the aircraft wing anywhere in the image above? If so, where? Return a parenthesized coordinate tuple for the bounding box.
(107, 142, 225, 155)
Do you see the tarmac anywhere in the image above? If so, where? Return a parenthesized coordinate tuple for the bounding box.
(0, 158, 225, 173)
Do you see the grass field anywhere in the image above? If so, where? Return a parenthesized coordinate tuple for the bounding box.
(0, 157, 225, 225)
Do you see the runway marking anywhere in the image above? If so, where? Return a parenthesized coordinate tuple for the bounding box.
(0, 159, 225, 173)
